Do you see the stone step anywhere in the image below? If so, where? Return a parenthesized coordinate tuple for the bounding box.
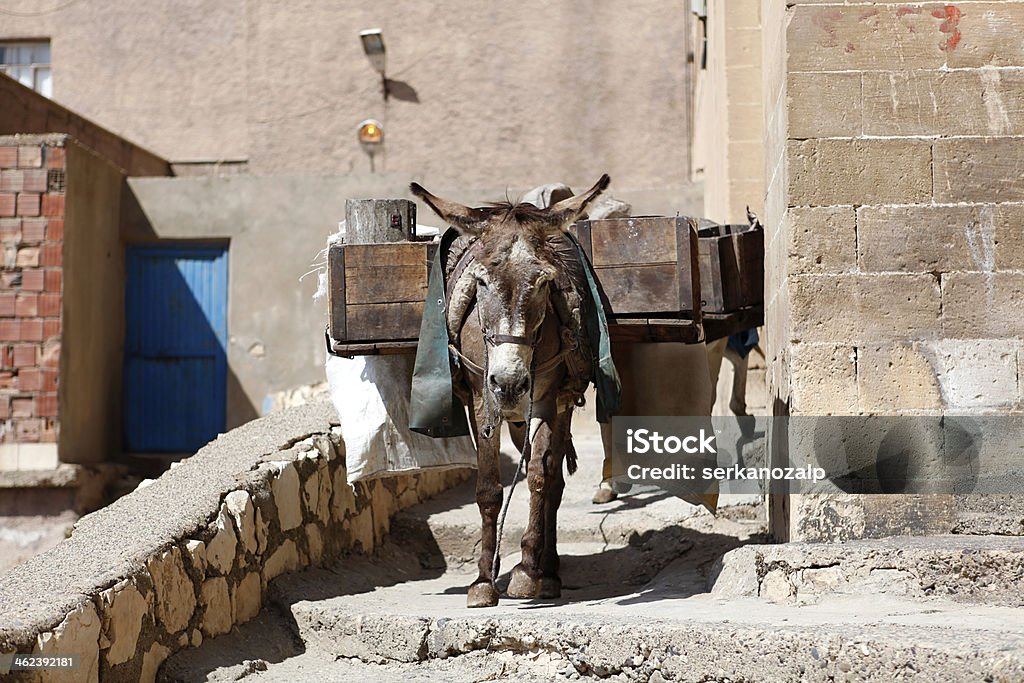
(710, 535, 1024, 607)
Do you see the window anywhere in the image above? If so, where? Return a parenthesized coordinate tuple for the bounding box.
(0, 41, 51, 97)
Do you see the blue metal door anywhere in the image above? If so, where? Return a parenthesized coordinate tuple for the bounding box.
(124, 245, 229, 453)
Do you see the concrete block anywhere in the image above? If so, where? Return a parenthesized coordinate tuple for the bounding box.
(858, 342, 943, 412)
(857, 205, 1001, 273)
(942, 272, 1024, 338)
(788, 206, 856, 274)
(789, 344, 859, 415)
(787, 72, 861, 138)
(930, 339, 1019, 409)
(788, 139, 931, 206)
(863, 69, 1024, 137)
(934, 138, 1024, 203)
(145, 546, 196, 635)
(790, 274, 941, 343)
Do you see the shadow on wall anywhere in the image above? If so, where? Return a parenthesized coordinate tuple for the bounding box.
(118, 187, 258, 455)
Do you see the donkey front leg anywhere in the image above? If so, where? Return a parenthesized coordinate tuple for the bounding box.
(468, 403, 503, 608)
(538, 414, 571, 599)
(507, 418, 554, 599)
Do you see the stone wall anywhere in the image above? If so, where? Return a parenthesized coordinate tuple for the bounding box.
(0, 400, 471, 682)
(762, 1, 1024, 541)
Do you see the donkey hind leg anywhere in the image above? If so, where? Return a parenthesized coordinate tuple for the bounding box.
(468, 401, 502, 608)
(506, 419, 554, 599)
(538, 415, 570, 598)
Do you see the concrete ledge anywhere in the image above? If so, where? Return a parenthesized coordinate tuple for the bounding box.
(0, 399, 470, 682)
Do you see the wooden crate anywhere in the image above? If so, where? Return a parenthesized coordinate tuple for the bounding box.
(328, 241, 434, 343)
(573, 216, 704, 344)
(697, 223, 764, 313)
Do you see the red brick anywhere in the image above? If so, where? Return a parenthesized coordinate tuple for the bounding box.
(12, 344, 36, 367)
(40, 368, 57, 392)
(45, 219, 62, 241)
(0, 147, 17, 167)
(21, 218, 46, 243)
(42, 319, 59, 338)
(0, 170, 23, 192)
(0, 320, 18, 341)
(21, 269, 44, 291)
(0, 292, 14, 317)
(45, 147, 65, 169)
(0, 397, 8, 419)
(0, 372, 15, 390)
(40, 243, 61, 267)
(16, 247, 39, 268)
(16, 193, 40, 217)
(18, 368, 41, 391)
(1, 272, 20, 289)
(0, 345, 11, 368)
(17, 147, 42, 169)
(11, 397, 33, 417)
(0, 218, 20, 241)
(20, 319, 42, 341)
(41, 195, 64, 217)
(40, 417, 57, 442)
(15, 293, 37, 317)
(44, 269, 61, 292)
(22, 169, 46, 193)
(0, 193, 14, 217)
(37, 393, 57, 417)
(39, 340, 59, 368)
(38, 293, 60, 317)
(15, 418, 41, 442)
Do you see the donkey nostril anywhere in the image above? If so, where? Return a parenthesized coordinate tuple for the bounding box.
(515, 376, 530, 396)
(488, 374, 501, 392)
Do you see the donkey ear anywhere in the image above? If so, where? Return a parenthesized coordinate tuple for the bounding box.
(546, 174, 611, 229)
(410, 183, 485, 236)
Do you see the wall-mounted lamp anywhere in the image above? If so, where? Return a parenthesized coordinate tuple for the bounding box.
(360, 29, 386, 75)
(358, 118, 384, 171)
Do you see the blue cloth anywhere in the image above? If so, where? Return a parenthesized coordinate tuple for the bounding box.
(727, 328, 759, 359)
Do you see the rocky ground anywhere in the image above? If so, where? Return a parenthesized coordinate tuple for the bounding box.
(162, 409, 1024, 682)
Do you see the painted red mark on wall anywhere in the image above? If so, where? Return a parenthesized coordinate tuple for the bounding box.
(896, 6, 921, 19)
(932, 5, 963, 51)
(812, 8, 844, 48)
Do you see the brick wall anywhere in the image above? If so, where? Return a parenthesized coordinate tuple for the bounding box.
(0, 139, 65, 471)
(763, 1, 1024, 540)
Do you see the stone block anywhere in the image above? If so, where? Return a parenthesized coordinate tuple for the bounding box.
(857, 205, 996, 273)
(269, 461, 302, 530)
(306, 523, 323, 565)
(331, 467, 355, 522)
(995, 204, 1024, 271)
(858, 342, 943, 412)
(263, 538, 300, 581)
(789, 344, 859, 415)
(787, 139, 932, 206)
(946, 3, 1024, 68)
(34, 601, 101, 683)
(346, 509, 375, 553)
(139, 642, 170, 683)
(146, 546, 197, 635)
(254, 506, 268, 555)
(316, 461, 332, 524)
(863, 69, 1024, 137)
(933, 138, 1024, 203)
(942, 272, 1024, 338)
(205, 506, 237, 575)
(790, 274, 941, 343)
(788, 206, 856, 274)
(302, 468, 320, 521)
(225, 490, 257, 555)
(199, 577, 232, 638)
(99, 579, 149, 666)
(787, 72, 861, 138)
(184, 539, 207, 580)
(930, 339, 1020, 409)
(232, 572, 262, 625)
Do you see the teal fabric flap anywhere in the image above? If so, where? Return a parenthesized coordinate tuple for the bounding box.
(566, 232, 622, 422)
(409, 230, 471, 438)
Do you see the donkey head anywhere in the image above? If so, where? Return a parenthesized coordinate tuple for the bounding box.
(411, 175, 609, 412)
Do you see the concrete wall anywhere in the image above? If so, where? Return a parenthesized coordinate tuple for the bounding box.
(61, 141, 125, 465)
(0, 0, 695, 196)
(761, 0, 1024, 541)
(695, 0, 765, 223)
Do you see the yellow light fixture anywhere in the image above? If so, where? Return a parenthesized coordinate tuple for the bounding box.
(358, 119, 383, 146)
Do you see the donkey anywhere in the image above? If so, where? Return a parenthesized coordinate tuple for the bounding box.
(410, 175, 611, 607)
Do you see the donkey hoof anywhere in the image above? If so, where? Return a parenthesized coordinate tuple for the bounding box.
(506, 564, 540, 598)
(539, 576, 562, 599)
(467, 582, 499, 608)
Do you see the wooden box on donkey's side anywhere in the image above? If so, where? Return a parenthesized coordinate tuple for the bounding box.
(572, 216, 704, 344)
(327, 241, 436, 345)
